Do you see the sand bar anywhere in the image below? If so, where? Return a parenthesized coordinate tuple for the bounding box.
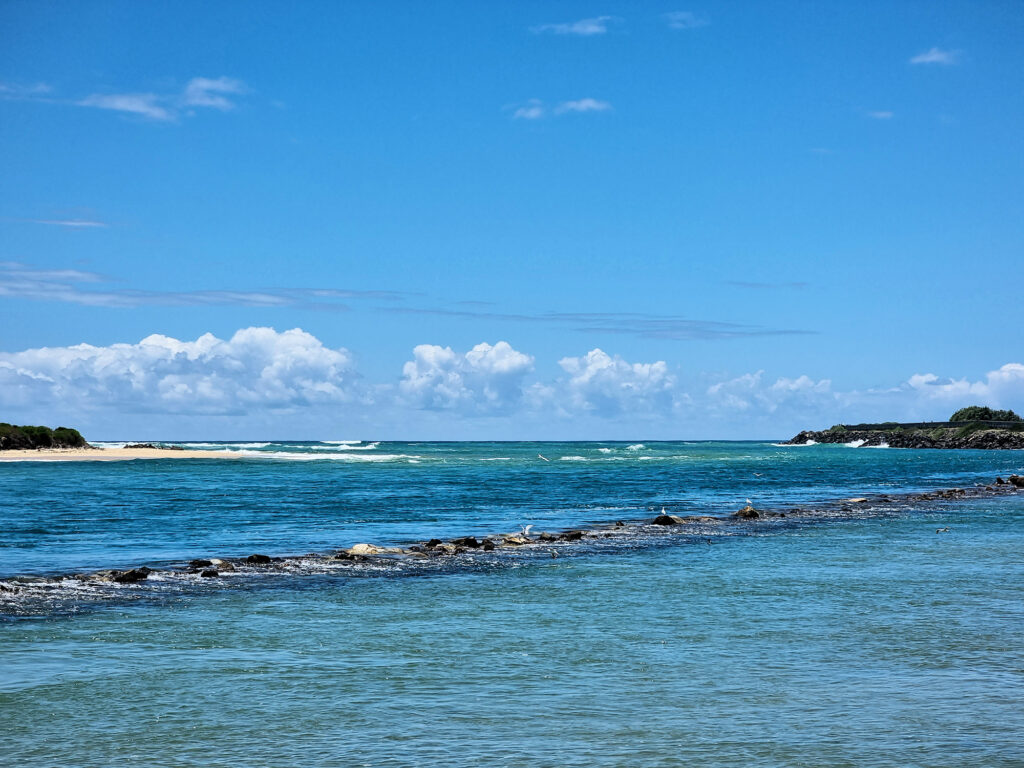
(0, 447, 242, 462)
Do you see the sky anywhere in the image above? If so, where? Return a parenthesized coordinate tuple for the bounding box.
(1, 0, 1022, 440)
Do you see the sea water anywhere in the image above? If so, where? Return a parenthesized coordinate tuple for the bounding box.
(1, 441, 1023, 766)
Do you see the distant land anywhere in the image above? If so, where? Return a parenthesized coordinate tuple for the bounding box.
(787, 406, 1024, 449)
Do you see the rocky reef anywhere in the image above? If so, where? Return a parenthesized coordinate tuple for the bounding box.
(3, 475, 1022, 608)
(787, 424, 1024, 449)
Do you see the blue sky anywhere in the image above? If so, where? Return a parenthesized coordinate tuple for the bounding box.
(1, 1, 1022, 439)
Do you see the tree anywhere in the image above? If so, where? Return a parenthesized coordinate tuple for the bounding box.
(950, 406, 1022, 423)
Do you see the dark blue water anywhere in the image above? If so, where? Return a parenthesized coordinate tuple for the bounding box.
(2, 441, 1023, 766)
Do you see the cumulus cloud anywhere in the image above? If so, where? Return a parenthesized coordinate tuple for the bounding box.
(2, 324, 1020, 438)
(903, 364, 1024, 406)
(910, 47, 959, 65)
(399, 342, 534, 413)
(556, 349, 678, 416)
(0, 327, 359, 415)
(664, 11, 709, 30)
(530, 16, 618, 36)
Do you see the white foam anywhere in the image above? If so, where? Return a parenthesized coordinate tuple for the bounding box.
(560, 456, 589, 461)
(310, 442, 379, 451)
(322, 440, 363, 445)
(179, 442, 271, 449)
(805, 439, 817, 445)
(626, 443, 646, 451)
(481, 457, 512, 461)
(235, 450, 418, 462)
(868, 443, 891, 449)
(844, 439, 866, 448)
(598, 448, 613, 454)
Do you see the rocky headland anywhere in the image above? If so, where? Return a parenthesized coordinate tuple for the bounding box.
(787, 423, 1024, 449)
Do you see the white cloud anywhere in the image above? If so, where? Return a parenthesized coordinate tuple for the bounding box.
(910, 47, 959, 65)
(0, 81, 52, 96)
(867, 110, 894, 119)
(556, 349, 677, 416)
(0, 327, 358, 415)
(530, 16, 618, 36)
(511, 98, 612, 120)
(664, 11, 709, 30)
(512, 99, 545, 120)
(399, 341, 534, 413)
(902, 364, 1024, 406)
(26, 219, 107, 228)
(76, 93, 174, 121)
(76, 76, 247, 122)
(182, 76, 246, 110)
(555, 98, 612, 114)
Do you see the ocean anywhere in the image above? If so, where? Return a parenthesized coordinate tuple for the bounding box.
(2, 441, 1023, 767)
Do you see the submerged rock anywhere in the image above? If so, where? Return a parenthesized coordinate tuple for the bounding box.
(189, 559, 213, 569)
(199, 569, 219, 578)
(652, 514, 686, 526)
(559, 530, 585, 541)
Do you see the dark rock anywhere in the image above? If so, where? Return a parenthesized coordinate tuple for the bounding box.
(1009, 475, 1024, 488)
(189, 559, 213, 569)
(112, 567, 151, 583)
(246, 554, 273, 565)
(995, 477, 1005, 485)
(450, 536, 481, 549)
(425, 538, 443, 548)
(538, 532, 556, 542)
(652, 514, 684, 526)
(199, 569, 219, 578)
(559, 530, 584, 541)
(481, 539, 496, 551)
(333, 552, 367, 562)
(614, 521, 625, 527)
(733, 506, 760, 519)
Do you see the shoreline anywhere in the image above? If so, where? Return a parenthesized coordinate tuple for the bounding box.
(0, 446, 243, 462)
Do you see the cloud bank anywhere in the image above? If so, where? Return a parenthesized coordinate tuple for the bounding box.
(2, 328, 1021, 439)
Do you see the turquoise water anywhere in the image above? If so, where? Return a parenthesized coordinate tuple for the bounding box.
(2, 441, 1023, 766)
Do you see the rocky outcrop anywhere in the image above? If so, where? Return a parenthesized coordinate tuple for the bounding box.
(788, 427, 1024, 449)
(9, 477, 1020, 606)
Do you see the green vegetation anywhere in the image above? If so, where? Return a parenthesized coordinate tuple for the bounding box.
(0, 423, 87, 450)
(950, 406, 1022, 422)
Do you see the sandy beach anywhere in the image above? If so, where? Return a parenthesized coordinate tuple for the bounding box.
(0, 446, 242, 462)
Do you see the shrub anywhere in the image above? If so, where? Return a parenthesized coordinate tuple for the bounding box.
(950, 406, 1022, 423)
